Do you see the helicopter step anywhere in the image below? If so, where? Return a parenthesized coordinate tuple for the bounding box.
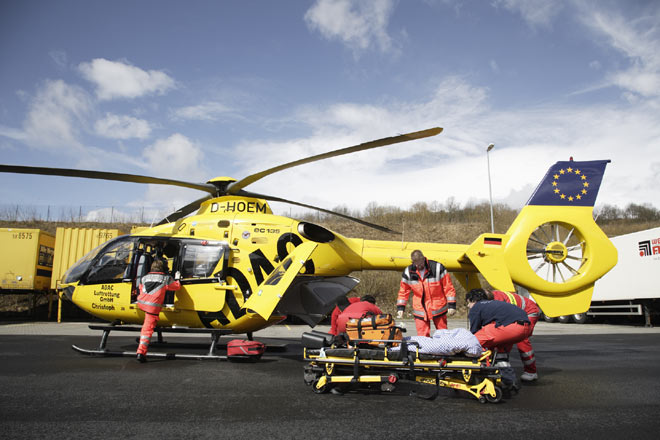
(71, 324, 233, 360)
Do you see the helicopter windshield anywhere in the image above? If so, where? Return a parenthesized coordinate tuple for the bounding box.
(62, 236, 138, 285)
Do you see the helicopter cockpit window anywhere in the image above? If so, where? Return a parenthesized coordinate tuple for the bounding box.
(63, 236, 131, 284)
(180, 242, 225, 279)
(85, 237, 137, 284)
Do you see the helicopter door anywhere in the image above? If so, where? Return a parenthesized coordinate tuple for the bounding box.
(174, 240, 229, 312)
(243, 242, 317, 320)
(130, 239, 182, 305)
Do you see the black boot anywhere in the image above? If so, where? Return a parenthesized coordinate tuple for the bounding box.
(136, 353, 147, 363)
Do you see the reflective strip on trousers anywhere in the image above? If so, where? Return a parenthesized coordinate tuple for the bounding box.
(138, 299, 164, 308)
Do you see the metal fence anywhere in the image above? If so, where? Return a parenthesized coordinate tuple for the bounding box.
(0, 204, 176, 225)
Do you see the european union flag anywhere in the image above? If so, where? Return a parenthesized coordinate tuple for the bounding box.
(527, 160, 610, 207)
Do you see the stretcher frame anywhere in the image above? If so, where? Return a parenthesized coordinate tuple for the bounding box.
(302, 331, 504, 403)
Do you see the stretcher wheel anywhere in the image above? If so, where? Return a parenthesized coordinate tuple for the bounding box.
(312, 379, 329, 394)
(485, 386, 503, 403)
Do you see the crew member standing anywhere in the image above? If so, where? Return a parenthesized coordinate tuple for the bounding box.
(396, 250, 457, 337)
(485, 288, 541, 382)
(136, 259, 181, 363)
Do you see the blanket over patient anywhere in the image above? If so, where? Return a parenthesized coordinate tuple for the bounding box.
(390, 328, 483, 357)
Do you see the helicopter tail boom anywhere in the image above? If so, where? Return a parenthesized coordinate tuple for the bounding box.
(341, 159, 617, 317)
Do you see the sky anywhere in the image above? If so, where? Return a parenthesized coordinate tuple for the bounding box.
(1, 0, 659, 223)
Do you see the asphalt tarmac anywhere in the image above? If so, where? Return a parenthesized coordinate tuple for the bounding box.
(1, 321, 660, 439)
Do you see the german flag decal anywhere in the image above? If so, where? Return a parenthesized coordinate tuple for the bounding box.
(484, 237, 502, 246)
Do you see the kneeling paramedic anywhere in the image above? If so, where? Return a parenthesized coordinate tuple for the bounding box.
(136, 259, 181, 362)
(484, 288, 540, 381)
(335, 295, 382, 335)
(466, 289, 532, 389)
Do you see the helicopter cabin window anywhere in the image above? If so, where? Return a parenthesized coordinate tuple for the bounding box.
(85, 237, 137, 284)
(180, 241, 226, 279)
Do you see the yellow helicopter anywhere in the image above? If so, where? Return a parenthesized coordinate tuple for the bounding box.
(0, 127, 617, 338)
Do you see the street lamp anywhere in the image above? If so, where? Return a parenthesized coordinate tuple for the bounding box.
(486, 143, 495, 233)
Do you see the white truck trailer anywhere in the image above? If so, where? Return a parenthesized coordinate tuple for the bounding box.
(544, 226, 659, 326)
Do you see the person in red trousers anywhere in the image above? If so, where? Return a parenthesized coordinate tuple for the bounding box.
(486, 289, 540, 382)
(466, 289, 532, 390)
(136, 259, 180, 363)
(396, 250, 456, 337)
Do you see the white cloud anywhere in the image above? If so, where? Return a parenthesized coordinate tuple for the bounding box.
(94, 113, 151, 139)
(304, 0, 398, 55)
(579, 5, 660, 99)
(49, 50, 67, 69)
(493, 0, 563, 29)
(21, 79, 91, 151)
(137, 134, 208, 210)
(172, 101, 234, 121)
(229, 69, 659, 217)
(78, 58, 176, 100)
(142, 133, 203, 178)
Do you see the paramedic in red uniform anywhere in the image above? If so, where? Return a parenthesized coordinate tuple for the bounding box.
(485, 289, 540, 382)
(136, 259, 181, 363)
(335, 295, 382, 334)
(396, 250, 457, 337)
(329, 295, 360, 335)
(466, 288, 532, 390)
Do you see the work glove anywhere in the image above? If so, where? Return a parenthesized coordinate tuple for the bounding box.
(175, 271, 181, 280)
(396, 310, 404, 319)
(447, 308, 456, 317)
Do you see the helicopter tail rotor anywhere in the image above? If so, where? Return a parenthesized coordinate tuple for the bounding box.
(463, 159, 617, 317)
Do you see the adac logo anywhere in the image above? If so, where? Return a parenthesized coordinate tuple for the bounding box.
(550, 166, 589, 202)
(638, 238, 660, 257)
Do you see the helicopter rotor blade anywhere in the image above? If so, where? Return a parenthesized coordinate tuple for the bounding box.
(237, 189, 398, 234)
(0, 164, 216, 194)
(227, 127, 443, 194)
(156, 195, 214, 226)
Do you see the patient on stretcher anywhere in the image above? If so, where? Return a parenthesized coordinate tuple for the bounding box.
(389, 328, 483, 357)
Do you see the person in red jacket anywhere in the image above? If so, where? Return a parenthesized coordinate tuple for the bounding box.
(335, 295, 382, 334)
(329, 295, 360, 335)
(396, 250, 456, 337)
(485, 288, 541, 382)
(136, 259, 181, 363)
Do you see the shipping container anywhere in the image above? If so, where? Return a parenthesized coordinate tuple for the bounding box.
(0, 228, 55, 291)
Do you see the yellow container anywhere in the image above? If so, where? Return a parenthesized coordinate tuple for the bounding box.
(51, 228, 123, 289)
(0, 228, 55, 291)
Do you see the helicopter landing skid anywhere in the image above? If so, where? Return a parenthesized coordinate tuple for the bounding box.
(71, 324, 232, 360)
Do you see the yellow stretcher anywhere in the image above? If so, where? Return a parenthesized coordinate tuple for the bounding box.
(302, 331, 505, 403)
